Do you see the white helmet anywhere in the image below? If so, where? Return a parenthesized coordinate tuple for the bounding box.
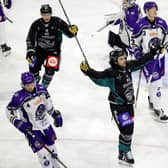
(122, 0, 136, 8)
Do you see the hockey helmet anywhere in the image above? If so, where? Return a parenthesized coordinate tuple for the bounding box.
(143, 1, 158, 13)
(21, 72, 35, 85)
(109, 48, 126, 65)
(40, 4, 52, 14)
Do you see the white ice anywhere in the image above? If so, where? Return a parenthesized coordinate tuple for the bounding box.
(0, 0, 168, 168)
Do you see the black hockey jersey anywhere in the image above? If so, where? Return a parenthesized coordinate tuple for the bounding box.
(26, 16, 74, 54)
(85, 53, 155, 105)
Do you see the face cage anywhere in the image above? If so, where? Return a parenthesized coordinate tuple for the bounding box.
(123, 0, 136, 9)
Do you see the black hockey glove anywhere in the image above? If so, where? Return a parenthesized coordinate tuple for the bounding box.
(80, 61, 90, 74)
(150, 44, 164, 55)
(69, 25, 78, 36)
(26, 50, 36, 64)
(149, 38, 164, 55)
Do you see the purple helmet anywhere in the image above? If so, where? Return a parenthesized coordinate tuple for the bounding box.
(143, 1, 158, 13)
(21, 72, 35, 85)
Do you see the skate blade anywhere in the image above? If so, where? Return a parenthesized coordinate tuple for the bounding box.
(153, 116, 168, 123)
(118, 160, 134, 167)
(151, 112, 168, 123)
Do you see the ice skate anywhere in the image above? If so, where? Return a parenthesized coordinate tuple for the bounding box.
(153, 109, 168, 123)
(118, 151, 135, 167)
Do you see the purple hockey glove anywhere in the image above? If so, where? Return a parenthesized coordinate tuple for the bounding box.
(0, 4, 5, 22)
(133, 47, 142, 59)
(3, 0, 12, 9)
(52, 110, 63, 127)
(13, 119, 31, 133)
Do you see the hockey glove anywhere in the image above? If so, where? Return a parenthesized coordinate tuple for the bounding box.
(0, 4, 6, 22)
(133, 47, 142, 59)
(3, 0, 12, 9)
(80, 61, 90, 72)
(52, 110, 63, 127)
(13, 119, 31, 134)
(69, 25, 78, 36)
(150, 44, 164, 55)
(26, 50, 36, 64)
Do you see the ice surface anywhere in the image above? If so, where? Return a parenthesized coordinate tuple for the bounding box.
(0, 0, 168, 167)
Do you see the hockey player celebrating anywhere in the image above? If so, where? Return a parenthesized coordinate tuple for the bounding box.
(107, 0, 141, 51)
(26, 4, 78, 88)
(6, 72, 63, 168)
(80, 43, 162, 165)
(132, 1, 168, 122)
(0, 0, 12, 56)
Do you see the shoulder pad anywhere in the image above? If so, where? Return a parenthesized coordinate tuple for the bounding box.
(132, 17, 150, 37)
(7, 89, 30, 110)
(156, 17, 168, 31)
(51, 16, 64, 24)
(36, 84, 47, 92)
(36, 84, 50, 98)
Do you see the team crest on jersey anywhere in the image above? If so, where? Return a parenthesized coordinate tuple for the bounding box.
(35, 104, 46, 121)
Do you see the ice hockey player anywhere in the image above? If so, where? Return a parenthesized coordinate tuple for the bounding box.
(132, 1, 168, 122)
(0, 0, 12, 56)
(26, 4, 78, 88)
(6, 72, 63, 168)
(107, 0, 141, 52)
(80, 43, 162, 165)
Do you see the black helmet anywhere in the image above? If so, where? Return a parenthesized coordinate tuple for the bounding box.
(109, 48, 126, 65)
(40, 4, 52, 14)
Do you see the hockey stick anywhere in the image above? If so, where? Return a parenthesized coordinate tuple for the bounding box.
(6, 16, 13, 23)
(57, 0, 88, 64)
(135, 69, 142, 108)
(104, 12, 122, 17)
(27, 130, 68, 168)
(97, 12, 123, 32)
(96, 21, 114, 32)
